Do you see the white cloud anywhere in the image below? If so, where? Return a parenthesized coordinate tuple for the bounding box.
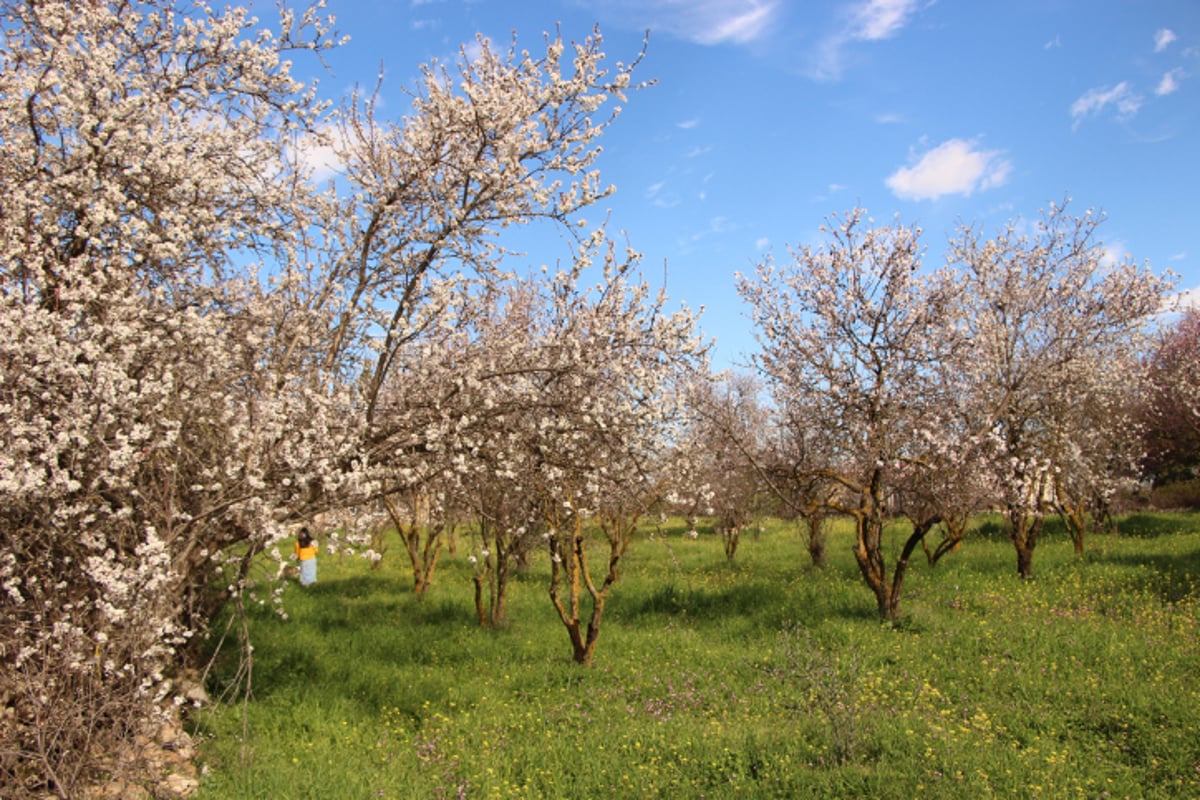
(1169, 286, 1200, 312)
(809, 36, 850, 82)
(1044, 34, 1062, 50)
(709, 215, 736, 233)
(677, 118, 700, 130)
(1070, 81, 1143, 127)
(693, 0, 778, 45)
(1154, 28, 1177, 52)
(645, 181, 680, 208)
(591, 0, 780, 46)
(1156, 68, 1184, 96)
(689, 215, 737, 242)
(755, 236, 771, 250)
(810, 0, 922, 81)
(1098, 239, 1130, 268)
(885, 138, 1011, 202)
(851, 0, 921, 41)
(292, 126, 346, 184)
(461, 39, 485, 64)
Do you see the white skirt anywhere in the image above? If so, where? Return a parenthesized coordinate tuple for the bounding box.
(299, 557, 317, 586)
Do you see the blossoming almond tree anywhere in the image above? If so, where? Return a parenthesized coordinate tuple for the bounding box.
(1139, 308, 1200, 488)
(1042, 349, 1144, 551)
(466, 477, 542, 628)
(947, 201, 1170, 578)
(381, 483, 459, 591)
(737, 208, 960, 621)
(378, 283, 558, 628)
(756, 394, 843, 567)
(674, 371, 772, 561)
(0, 1, 655, 793)
(891, 425, 992, 567)
(525, 236, 705, 666)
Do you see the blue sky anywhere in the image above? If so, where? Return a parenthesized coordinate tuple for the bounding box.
(300, 0, 1198, 369)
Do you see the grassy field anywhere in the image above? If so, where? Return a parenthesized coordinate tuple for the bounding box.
(192, 513, 1200, 799)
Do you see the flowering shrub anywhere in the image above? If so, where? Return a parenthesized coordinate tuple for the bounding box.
(0, 1, 674, 794)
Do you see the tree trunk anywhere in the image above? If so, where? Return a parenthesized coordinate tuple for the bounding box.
(924, 515, 967, 566)
(854, 509, 936, 621)
(472, 529, 511, 627)
(368, 521, 389, 571)
(548, 515, 595, 666)
(1007, 507, 1043, 579)
(419, 524, 446, 590)
(472, 569, 488, 627)
(547, 511, 634, 667)
(382, 495, 444, 595)
(722, 526, 740, 562)
(801, 513, 827, 567)
(1016, 542, 1035, 579)
(493, 554, 509, 627)
(924, 535, 960, 566)
(576, 603, 603, 667)
(852, 515, 894, 621)
(807, 532, 827, 567)
(1053, 485, 1088, 557)
(886, 523, 934, 619)
(568, 625, 593, 666)
(403, 524, 445, 595)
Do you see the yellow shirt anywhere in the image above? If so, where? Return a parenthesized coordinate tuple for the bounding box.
(295, 540, 318, 561)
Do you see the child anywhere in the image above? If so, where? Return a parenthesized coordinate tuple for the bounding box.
(295, 527, 318, 586)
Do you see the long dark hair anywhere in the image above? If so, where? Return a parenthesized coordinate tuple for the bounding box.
(298, 527, 313, 547)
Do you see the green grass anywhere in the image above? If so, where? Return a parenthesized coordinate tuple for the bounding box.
(192, 514, 1200, 799)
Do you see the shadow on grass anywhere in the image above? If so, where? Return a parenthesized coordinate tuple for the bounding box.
(209, 573, 481, 713)
(1115, 511, 1200, 538)
(969, 516, 1009, 541)
(1093, 545, 1200, 605)
(630, 581, 761, 619)
(963, 510, 1200, 540)
(301, 574, 472, 631)
(300, 574, 408, 630)
(627, 575, 878, 629)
